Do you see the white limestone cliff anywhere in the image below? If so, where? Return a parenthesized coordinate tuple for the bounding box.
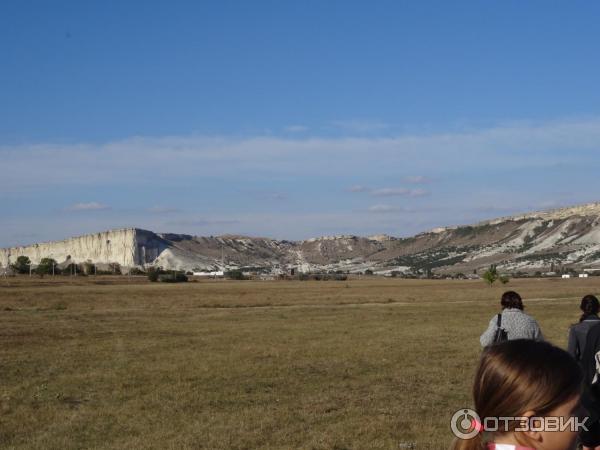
(0, 228, 165, 268)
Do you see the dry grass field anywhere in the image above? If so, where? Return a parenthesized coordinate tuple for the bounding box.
(1, 276, 599, 449)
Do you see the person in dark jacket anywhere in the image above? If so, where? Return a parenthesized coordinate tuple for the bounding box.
(578, 297, 600, 450)
(568, 295, 600, 362)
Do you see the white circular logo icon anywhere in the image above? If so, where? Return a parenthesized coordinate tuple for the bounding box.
(451, 408, 481, 440)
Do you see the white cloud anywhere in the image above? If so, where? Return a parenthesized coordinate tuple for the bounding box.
(283, 125, 309, 133)
(410, 188, 429, 197)
(2, 116, 600, 245)
(404, 175, 430, 184)
(66, 202, 110, 211)
(165, 218, 241, 227)
(242, 189, 289, 201)
(268, 193, 287, 201)
(146, 206, 182, 214)
(347, 185, 369, 193)
(349, 185, 429, 197)
(370, 188, 429, 197)
(370, 188, 409, 197)
(368, 204, 401, 213)
(330, 119, 390, 133)
(2, 117, 600, 191)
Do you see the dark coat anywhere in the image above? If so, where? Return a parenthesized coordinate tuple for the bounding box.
(580, 322, 600, 422)
(568, 315, 600, 361)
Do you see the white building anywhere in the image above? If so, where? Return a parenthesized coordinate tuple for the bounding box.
(192, 271, 224, 277)
(562, 274, 571, 279)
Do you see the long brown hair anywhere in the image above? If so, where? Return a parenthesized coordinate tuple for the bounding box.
(450, 340, 582, 450)
(579, 294, 600, 322)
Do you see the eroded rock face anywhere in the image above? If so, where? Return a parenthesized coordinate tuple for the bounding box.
(0, 228, 168, 268)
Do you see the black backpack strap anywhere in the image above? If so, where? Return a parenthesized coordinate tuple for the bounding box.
(497, 314, 502, 327)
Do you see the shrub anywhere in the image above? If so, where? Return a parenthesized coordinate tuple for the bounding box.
(147, 268, 160, 282)
(296, 273, 347, 281)
(158, 272, 188, 283)
(226, 270, 246, 280)
(95, 269, 115, 275)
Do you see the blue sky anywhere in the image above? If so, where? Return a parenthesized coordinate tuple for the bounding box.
(2, 1, 600, 246)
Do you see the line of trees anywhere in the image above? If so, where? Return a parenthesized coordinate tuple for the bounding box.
(9, 256, 62, 277)
(5, 256, 124, 277)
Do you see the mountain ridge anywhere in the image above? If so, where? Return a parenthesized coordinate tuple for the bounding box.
(3, 202, 600, 274)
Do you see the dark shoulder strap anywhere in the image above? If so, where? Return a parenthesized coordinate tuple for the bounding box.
(497, 314, 502, 327)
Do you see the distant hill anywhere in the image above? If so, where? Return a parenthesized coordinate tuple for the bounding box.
(3, 202, 600, 274)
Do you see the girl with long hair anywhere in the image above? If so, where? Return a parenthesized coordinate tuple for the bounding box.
(451, 339, 583, 450)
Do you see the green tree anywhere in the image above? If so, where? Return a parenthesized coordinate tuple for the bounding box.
(226, 270, 246, 280)
(12, 256, 31, 274)
(499, 274, 510, 285)
(36, 258, 59, 277)
(482, 265, 499, 287)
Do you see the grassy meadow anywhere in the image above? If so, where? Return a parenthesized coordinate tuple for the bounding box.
(1, 276, 598, 449)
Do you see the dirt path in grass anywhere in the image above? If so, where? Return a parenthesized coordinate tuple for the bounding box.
(193, 296, 578, 310)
